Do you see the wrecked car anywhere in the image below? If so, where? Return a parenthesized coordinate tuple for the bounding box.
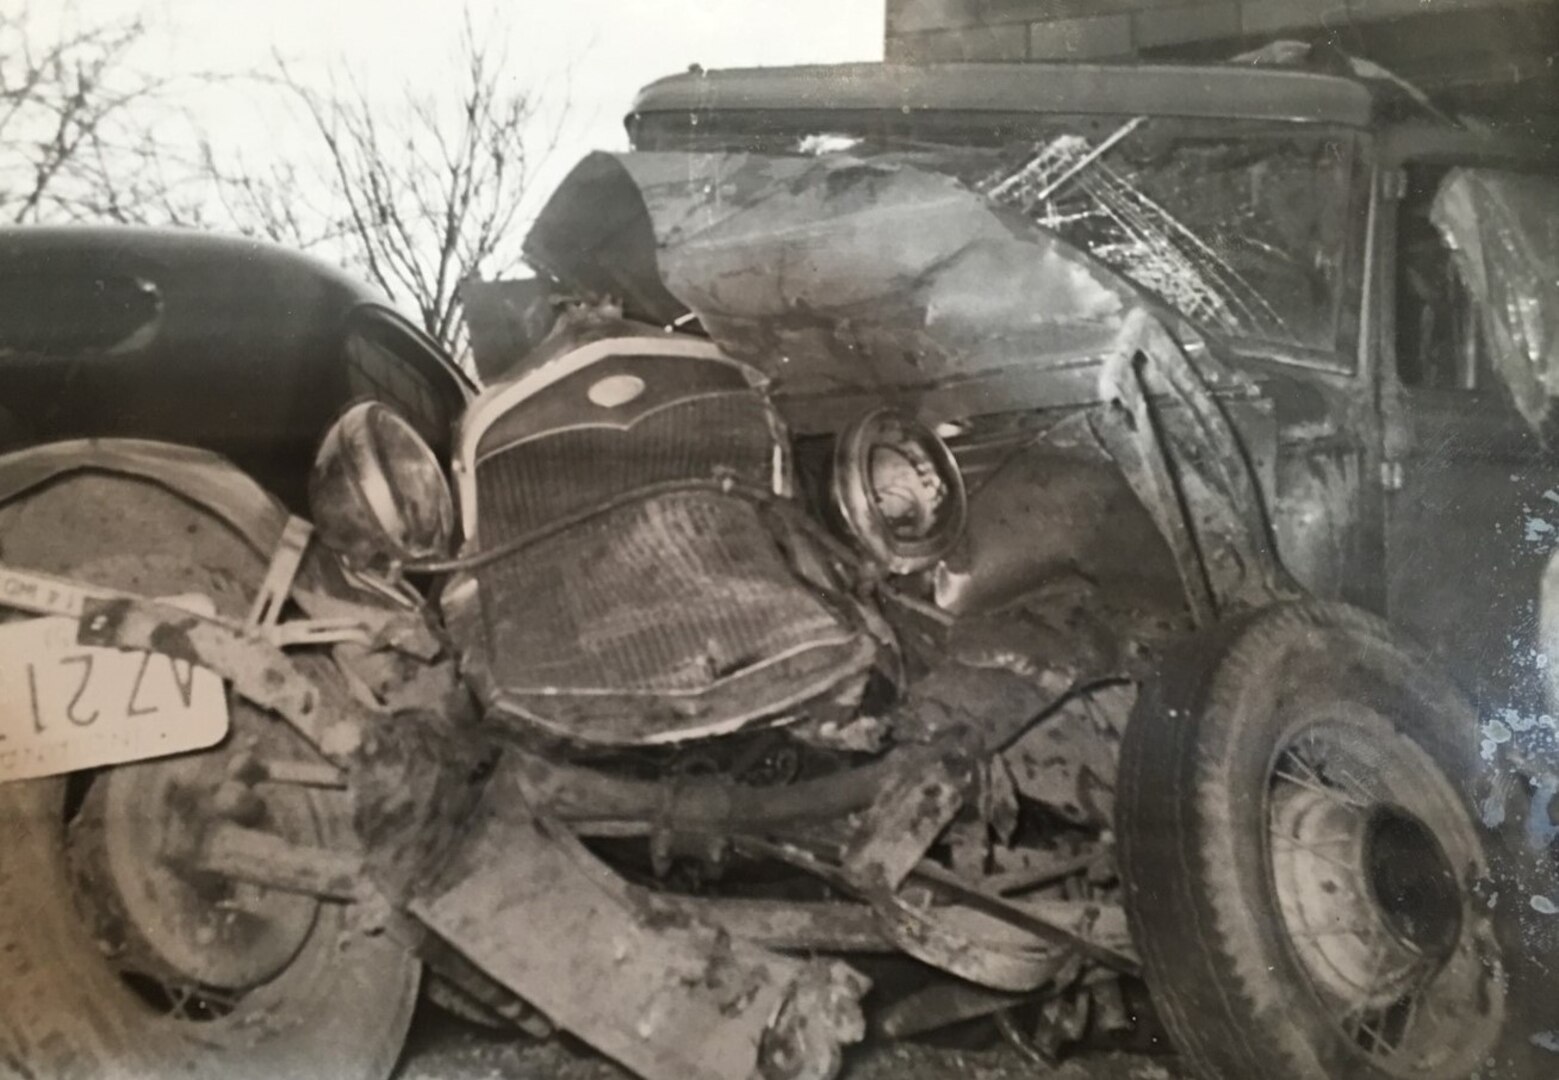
(0, 58, 1555, 1080)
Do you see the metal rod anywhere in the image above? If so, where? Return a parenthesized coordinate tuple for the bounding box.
(650, 897, 895, 954)
(195, 823, 366, 902)
(257, 759, 348, 789)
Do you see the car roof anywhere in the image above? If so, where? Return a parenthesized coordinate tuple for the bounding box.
(0, 224, 379, 300)
(631, 61, 1380, 129)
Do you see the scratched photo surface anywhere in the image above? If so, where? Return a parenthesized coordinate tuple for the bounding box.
(0, 2, 1556, 1079)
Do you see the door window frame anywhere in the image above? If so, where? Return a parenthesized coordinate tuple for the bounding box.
(1375, 129, 1558, 459)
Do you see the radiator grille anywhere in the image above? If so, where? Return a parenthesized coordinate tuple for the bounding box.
(466, 380, 874, 745)
(475, 489, 853, 694)
(475, 393, 775, 539)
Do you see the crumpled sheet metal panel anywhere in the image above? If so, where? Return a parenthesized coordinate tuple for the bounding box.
(409, 780, 868, 1080)
(1432, 167, 1559, 430)
(526, 151, 1134, 400)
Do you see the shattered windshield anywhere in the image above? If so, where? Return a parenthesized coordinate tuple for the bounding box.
(634, 114, 1362, 359)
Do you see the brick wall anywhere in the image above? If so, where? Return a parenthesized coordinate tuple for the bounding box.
(885, 0, 1556, 63)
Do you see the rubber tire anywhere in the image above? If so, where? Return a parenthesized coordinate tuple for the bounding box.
(1116, 601, 1519, 1080)
(0, 475, 420, 1080)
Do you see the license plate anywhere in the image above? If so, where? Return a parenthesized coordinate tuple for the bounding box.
(0, 614, 229, 783)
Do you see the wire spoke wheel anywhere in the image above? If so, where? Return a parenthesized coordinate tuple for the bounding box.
(1117, 603, 1512, 1080)
(1266, 717, 1489, 1074)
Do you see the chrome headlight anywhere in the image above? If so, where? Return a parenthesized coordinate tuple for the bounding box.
(831, 408, 967, 574)
(309, 401, 454, 568)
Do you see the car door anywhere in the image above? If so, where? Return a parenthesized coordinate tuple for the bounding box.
(1382, 152, 1559, 714)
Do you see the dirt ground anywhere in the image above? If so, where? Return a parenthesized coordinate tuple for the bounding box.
(393, 1006, 1186, 1080)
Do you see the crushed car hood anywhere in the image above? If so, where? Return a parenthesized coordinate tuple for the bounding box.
(519, 151, 1158, 420)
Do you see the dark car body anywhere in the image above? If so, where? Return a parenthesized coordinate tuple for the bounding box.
(622, 60, 1559, 720)
(0, 227, 473, 507)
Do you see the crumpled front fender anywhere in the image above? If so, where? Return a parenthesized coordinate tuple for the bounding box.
(0, 437, 429, 645)
(0, 437, 290, 556)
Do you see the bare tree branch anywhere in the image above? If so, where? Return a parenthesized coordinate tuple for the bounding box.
(3, 1, 565, 367)
(206, 6, 565, 359)
(0, 2, 175, 224)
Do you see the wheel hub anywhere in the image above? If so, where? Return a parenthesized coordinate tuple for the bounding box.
(68, 750, 319, 999)
(1363, 805, 1463, 959)
(1270, 787, 1458, 1009)
(1264, 716, 1501, 1074)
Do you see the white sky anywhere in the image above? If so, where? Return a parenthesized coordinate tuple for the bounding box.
(27, 0, 882, 319)
(104, 0, 885, 202)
